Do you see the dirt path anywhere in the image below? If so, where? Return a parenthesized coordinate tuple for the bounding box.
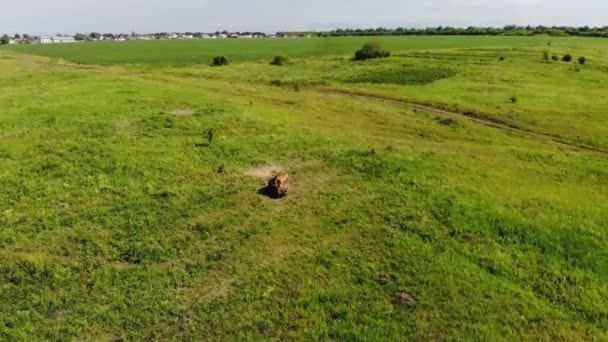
(324, 88, 608, 155)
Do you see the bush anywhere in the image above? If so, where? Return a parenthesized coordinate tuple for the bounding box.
(499, 56, 505, 61)
(562, 54, 572, 62)
(270, 55, 289, 66)
(578, 56, 586, 65)
(211, 56, 229, 66)
(354, 42, 390, 61)
(204, 128, 215, 144)
(551, 55, 559, 61)
(542, 49, 551, 61)
(509, 94, 518, 104)
(269, 79, 303, 92)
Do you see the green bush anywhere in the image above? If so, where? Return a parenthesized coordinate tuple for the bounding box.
(211, 56, 229, 66)
(578, 56, 586, 65)
(542, 49, 551, 61)
(562, 54, 572, 62)
(270, 55, 289, 66)
(551, 55, 559, 61)
(354, 42, 390, 61)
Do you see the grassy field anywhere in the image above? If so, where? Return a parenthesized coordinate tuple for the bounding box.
(6, 35, 607, 65)
(1, 36, 608, 340)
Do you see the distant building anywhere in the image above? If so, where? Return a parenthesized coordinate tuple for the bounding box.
(37, 36, 77, 44)
(131, 35, 152, 40)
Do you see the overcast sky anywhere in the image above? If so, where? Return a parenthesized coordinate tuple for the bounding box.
(1, 0, 606, 35)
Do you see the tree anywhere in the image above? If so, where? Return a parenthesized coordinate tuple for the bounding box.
(0, 35, 10, 45)
(90, 32, 102, 40)
(74, 33, 86, 41)
(14, 34, 21, 39)
(562, 54, 573, 62)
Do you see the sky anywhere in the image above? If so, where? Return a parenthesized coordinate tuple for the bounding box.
(1, 0, 606, 35)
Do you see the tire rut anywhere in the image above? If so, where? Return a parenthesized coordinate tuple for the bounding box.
(323, 88, 608, 155)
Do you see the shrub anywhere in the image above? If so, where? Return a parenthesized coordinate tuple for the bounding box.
(509, 94, 518, 104)
(354, 42, 390, 61)
(551, 55, 559, 61)
(269, 79, 302, 92)
(499, 56, 505, 61)
(270, 55, 289, 66)
(542, 49, 551, 61)
(211, 56, 229, 66)
(578, 56, 586, 65)
(204, 128, 215, 144)
(562, 54, 572, 62)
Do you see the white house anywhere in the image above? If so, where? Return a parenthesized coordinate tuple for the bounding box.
(39, 36, 53, 44)
(38, 36, 77, 44)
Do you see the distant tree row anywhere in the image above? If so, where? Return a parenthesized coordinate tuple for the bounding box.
(0, 33, 33, 44)
(74, 32, 126, 41)
(314, 26, 608, 38)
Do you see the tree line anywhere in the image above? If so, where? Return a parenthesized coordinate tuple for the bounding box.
(313, 26, 608, 38)
(0, 34, 34, 45)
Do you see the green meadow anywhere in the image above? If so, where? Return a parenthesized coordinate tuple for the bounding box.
(1, 36, 607, 340)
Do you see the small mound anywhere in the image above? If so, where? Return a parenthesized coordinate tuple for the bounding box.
(245, 165, 283, 179)
(346, 67, 456, 86)
(170, 108, 195, 116)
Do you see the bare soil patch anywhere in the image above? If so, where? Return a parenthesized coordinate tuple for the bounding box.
(245, 165, 283, 179)
(170, 108, 195, 116)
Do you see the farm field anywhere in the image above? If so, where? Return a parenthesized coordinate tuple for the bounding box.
(6, 35, 608, 65)
(1, 36, 608, 340)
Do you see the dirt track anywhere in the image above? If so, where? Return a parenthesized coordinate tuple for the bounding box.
(324, 88, 608, 155)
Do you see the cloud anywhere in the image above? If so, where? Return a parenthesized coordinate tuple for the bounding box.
(0, 0, 605, 35)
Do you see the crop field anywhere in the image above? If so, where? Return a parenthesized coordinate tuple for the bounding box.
(1, 36, 608, 340)
(5, 35, 604, 65)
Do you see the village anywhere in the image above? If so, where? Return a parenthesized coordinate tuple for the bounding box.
(0, 31, 314, 44)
